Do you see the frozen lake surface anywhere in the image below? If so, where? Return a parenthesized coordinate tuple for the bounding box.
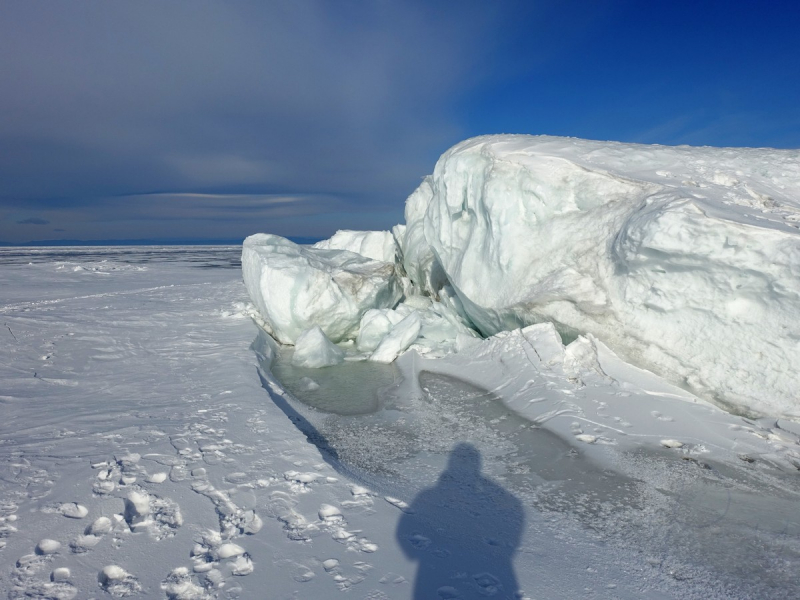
(1, 247, 799, 599)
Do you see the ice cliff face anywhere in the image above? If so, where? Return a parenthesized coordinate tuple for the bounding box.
(402, 135, 800, 417)
(243, 135, 800, 418)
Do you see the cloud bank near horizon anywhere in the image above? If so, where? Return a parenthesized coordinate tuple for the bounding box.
(1, 1, 525, 242)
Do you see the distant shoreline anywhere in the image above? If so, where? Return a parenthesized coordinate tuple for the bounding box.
(0, 237, 322, 248)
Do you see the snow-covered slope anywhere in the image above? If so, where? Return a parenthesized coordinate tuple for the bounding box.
(244, 135, 800, 419)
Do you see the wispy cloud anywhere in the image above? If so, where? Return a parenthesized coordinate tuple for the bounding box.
(0, 1, 527, 242)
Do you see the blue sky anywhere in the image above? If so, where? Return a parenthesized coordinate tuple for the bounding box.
(1, 0, 798, 243)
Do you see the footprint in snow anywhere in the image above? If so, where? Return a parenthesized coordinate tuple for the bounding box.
(322, 559, 374, 591)
(123, 489, 183, 540)
(161, 567, 210, 600)
(10, 547, 78, 600)
(189, 529, 255, 586)
(71, 514, 123, 554)
(316, 501, 378, 553)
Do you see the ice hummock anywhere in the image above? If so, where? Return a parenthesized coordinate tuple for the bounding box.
(241, 233, 401, 344)
(242, 135, 800, 418)
(312, 229, 397, 263)
(291, 325, 345, 368)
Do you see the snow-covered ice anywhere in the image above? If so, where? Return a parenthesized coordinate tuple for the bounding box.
(246, 135, 800, 418)
(242, 233, 401, 344)
(370, 311, 421, 363)
(3, 130, 800, 600)
(403, 135, 800, 417)
(291, 326, 345, 369)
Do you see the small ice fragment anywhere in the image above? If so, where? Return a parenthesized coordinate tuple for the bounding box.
(94, 480, 115, 494)
(575, 434, 597, 444)
(331, 528, 355, 541)
(229, 555, 254, 576)
(356, 309, 402, 351)
(660, 439, 684, 448)
(291, 326, 345, 369)
(71, 534, 100, 552)
(100, 565, 128, 582)
(384, 496, 414, 513)
(146, 472, 168, 484)
(318, 504, 342, 522)
(350, 485, 371, 496)
(298, 377, 320, 391)
(59, 503, 88, 519)
(241, 511, 263, 535)
(51, 567, 70, 582)
(217, 543, 245, 559)
(36, 539, 61, 554)
(115, 453, 141, 466)
(193, 562, 214, 573)
(161, 567, 206, 597)
(322, 559, 339, 571)
(124, 491, 150, 528)
(89, 516, 112, 535)
(370, 312, 421, 363)
(284, 471, 318, 484)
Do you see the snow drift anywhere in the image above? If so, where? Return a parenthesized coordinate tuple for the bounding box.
(243, 135, 800, 418)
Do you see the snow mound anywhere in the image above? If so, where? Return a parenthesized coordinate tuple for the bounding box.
(410, 135, 800, 417)
(242, 234, 401, 344)
(313, 229, 397, 263)
(291, 326, 345, 368)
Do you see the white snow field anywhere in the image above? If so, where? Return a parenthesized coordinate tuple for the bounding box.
(1, 245, 800, 599)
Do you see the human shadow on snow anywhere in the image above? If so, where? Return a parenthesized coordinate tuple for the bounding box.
(397, 443, 524, 600)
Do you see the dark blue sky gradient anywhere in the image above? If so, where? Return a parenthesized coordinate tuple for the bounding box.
(1, 0, 798, 243)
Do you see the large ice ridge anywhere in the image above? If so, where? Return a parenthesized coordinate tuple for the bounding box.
(243, 135, 800, 418)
